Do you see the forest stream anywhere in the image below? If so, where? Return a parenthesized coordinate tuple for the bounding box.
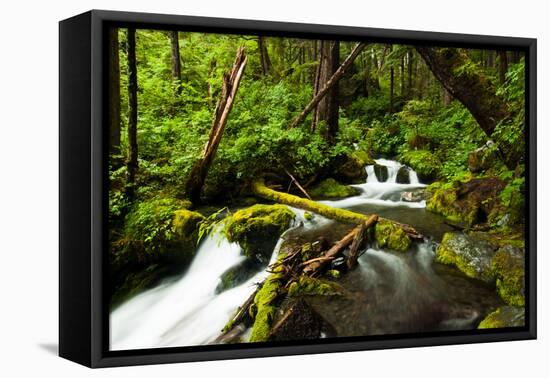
(110, 159, 503, 350)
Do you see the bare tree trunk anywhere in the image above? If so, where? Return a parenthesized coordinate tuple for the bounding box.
(407, 48, 414, 97)
(185, 47, 248, 203)
(169, 31, 182, 95)
(207, 58, 216, 108)
(311, 40, 340, 141)
(290, 42, 366, 130)
(389, 45, 395, 113)
(108, 28, 121, 157)
(258, 36, 272, 76)
(126, 28, 138, 192)
(498, 50, 508, 84)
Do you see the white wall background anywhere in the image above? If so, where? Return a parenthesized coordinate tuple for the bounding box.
(0, 0, 546, 376)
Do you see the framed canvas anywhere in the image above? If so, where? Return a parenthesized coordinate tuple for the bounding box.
(59, 10, 537, 368)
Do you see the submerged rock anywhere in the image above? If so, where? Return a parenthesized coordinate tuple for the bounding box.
(478, 306, 525, 329)
(309, 178, 359, 200)
(396, 166, 411, 184)
(215, 259, 263, 294)
(373, 164, 389, 182)
(401, 188, 429, 202)
(224, 204, 295, 263)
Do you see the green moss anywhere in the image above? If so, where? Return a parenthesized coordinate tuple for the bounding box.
(173, 209, 206, 240)
(400, 150, 442, 181)
(492, 247, 525, 306)
(435, 233, 479, 279)
(375, 219, 411, 252)
(353, 150, 376, 166)
(327, 269, 341, 279)
(287, 276, 343, 296)
(478, 306, 525, 329)
(304, 212, 314, 221)
(309, 178, 359, 200)
(224, 204, 295, 260)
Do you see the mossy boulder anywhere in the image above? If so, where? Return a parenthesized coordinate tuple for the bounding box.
(492, 245, 525, 306)
(468, 141, 499, 173)
(426, 178, 506, 228)
(478, 306, 525, 329)
(396, 166, 411, 184)
(224, 204, 295, 263)
(374, 219, 412, 252)
(373, 164, 389, 182)
(332, 151, 371, 184)
(287, 276, 343, 297)
(309, 178, 359, 200)
(400, 150, 442, 182)
(436, 232, 497, 282)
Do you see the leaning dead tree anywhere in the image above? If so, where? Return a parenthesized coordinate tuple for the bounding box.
(185, 47, 248, 203)
(289, 42, 367, 129)
(415, 47, 517, 168)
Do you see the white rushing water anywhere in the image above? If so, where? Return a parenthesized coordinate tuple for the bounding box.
(323, 158, 426, 209)
(110, 159, 428, 350)
(110, 211, 312, 350)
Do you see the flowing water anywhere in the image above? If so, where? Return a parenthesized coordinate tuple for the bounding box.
(110, 159, 502, 350)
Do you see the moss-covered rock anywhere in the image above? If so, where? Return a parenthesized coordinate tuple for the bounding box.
(478, 306, 525, 329)
(215, 259, 263, 294)
(427, 178, 506, 228)
(309, 178, 359, 200)
(270, 299, 325, 341)
(468, 141, 499, 173)
(224, 204, 295, 263)
(400, 150, 442, 182)
(287, 276, 343, 297)
(375, 219, 411, 252)
(332, 151, 371, 184)
(492, 246, 525, 306)
(436, 232, 497, 282)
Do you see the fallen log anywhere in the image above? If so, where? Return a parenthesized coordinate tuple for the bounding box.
(221, 283, 259, 334)
(348, 215, 377, 269)
(252, 179, 423, 240)
(302, 215, 377, 275)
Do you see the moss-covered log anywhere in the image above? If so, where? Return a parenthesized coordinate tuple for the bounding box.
(252, 179, 423, 242)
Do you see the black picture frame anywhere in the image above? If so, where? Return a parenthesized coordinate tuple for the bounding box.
(59, 9, 537, 368)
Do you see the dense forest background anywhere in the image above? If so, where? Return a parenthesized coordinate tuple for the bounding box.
(107, 28, 526, 327)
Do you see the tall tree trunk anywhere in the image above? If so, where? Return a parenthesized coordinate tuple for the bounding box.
(311, 40, 340, 141)
(400, 55, 405, 97)
(498, 50, 508, 84)
(108, 28, 121, 157)
(258, 36, 272, 76)
(185, 47, 248, 203)
(416, 47, 514, 168)
(389, 45, 394, 113)
(407, 48, 414, 97)
(169, 31, 182, 94)
(290, 42, 366, 130)
(126, 28, 139, 191)
(207, 58, 216, 108)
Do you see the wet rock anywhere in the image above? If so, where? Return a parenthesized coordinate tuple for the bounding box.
(215, 259, 263, 294)
(396, 166, 411, 184)
(478, 306, 525, 329)
(436, 232, 498, 282)
(330, 256, 349, 273)
(270, 299, 324, 341)
(401, 188, 429, 202)
(373, 164, 389, 182)
(468, 140, 498, 173)
(375, 219, 411, 252)
(332, 152, 369, 184)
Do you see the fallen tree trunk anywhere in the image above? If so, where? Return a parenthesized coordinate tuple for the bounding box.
(289, 42, 367, 129)
(252, 179, 423, 240)
(302, 223, 363, 275)
(348, 215, 377, 269)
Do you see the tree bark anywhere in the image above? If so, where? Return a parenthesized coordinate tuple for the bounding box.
(169, 31, 182, 94)
(290, 42, 366, 130)
(347, 215, 378, 269)
(498, 50, 508, 84)
(108, 28, 121, 157)
(126, 28, 138, 190)
(258, 36, 272, 76)
(389, 45, 395, 112)
(415, 47, 510, 137)
(185, 47, 248, 203)
(407, 48, 414, 97)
